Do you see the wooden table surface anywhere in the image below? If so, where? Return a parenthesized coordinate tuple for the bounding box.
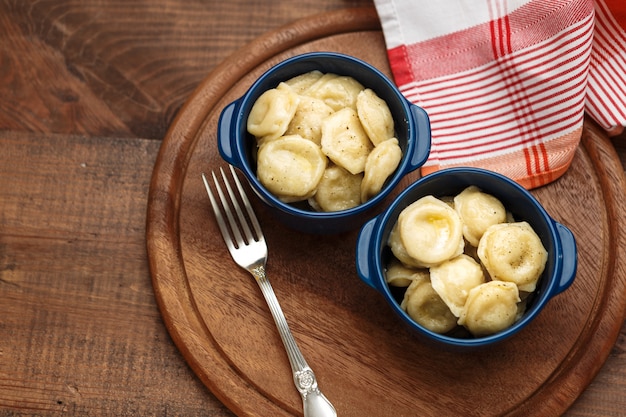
(1, 1, 625, 416)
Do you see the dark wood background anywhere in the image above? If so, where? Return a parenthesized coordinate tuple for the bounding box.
(1, 1, 624, 415)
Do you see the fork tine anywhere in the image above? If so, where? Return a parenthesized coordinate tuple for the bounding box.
(212, 170, 246, 248)
(201, 172, 241, 249)
(219, 166, 259, 244)
(201, 172, 231, 243)
(226, 165, 264, 243)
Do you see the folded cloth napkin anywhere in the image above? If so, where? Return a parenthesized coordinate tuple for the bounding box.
(374, 0, 626, 189)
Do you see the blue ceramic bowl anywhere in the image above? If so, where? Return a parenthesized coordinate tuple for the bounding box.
(217, 52, 431, 234)
(356, 167, 578, 350)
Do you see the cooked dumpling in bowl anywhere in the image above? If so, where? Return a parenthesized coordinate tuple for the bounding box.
(396, 195, 465, 268)
(256, 135, 327, 203)
(401, 275, 457, 334)
(285, 96, 334, 146)
(304, 72, 364, 111)
(247, 83, 299, 142)
(458, 281, 521, 337)
(430, 254, 486, 317)
(310, 165, 362, 212)
(356, 88, 394, 146)
(361, 138, 402, 203)
(385, 259, 428, 287)
(320, 107, 373, 175)
(454, 185, 507, 247)
(478, 221, 548, 292)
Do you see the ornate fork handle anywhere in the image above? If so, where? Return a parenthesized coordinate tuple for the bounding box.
(251, 266, 337, 417)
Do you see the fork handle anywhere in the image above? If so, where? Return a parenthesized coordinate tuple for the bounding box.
(251, 266, 337, 417)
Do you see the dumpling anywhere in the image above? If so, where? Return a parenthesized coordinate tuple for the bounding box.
(430, 254, 485, 317)
(397, 195, 465, 268)
(247, 83, 299, 141)
(385, 259, 427, 287)
(284, 96, 334, 146)
(387, 222, 424, 268)
(477, 221, 548, 292)
(356, 88, 394, 146)
(401, 277, 457, 334)
(458, 281, 521, 336)
(304, 73, 365, 111)
(360, 138, 402, 203)
(320, 107, 373, 175)
(454, 186, 507, 247)
(311, 165, 362, 212)
(256, 135, 327, 202)
(283, 70, 324, 94)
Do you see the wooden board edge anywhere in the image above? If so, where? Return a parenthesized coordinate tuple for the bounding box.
(507, 118, 626, 416)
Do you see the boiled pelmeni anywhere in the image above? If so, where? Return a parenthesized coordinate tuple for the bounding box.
(311, 165, 362, 212)
(458, 281, 521, 336)
(256, 135, 327, 202)
(356, 88, 394, 146)
(454, 186, 507, 247)
(283, 70, 324, 94)
(321, 108, 373, 175)
(387, 222, 424, 268)
(284, 96, 334, 146)
(430, 254, 486, 317)
(477, 221, 548, 292)
(361, 138, 402, 203)
(385, 259, 427, 287)
(397, 196, 465, 267)
(247, 83, 299, 141)
(401, 277, 457, 334)
(304, 73, 364, 111)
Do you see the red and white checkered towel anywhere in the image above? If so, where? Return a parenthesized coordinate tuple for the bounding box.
(374, 0, 626, 188)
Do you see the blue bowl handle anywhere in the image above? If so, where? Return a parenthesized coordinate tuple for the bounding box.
(217, 100, 241, 167)
(553, 222, 578, 295)
(356, 217, 379, 290)
(406, 104, 432, 171)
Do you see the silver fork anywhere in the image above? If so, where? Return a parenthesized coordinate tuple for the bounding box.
(202, 166, 337, 417)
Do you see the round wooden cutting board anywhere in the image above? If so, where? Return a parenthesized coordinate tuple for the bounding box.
(146, 7, 626, 417)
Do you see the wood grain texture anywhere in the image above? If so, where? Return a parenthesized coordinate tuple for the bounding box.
(1, 0, 625, 416)
(0, 0, 372, 138)
(146, 8, 626, 417)
(0, 131, 228, 415)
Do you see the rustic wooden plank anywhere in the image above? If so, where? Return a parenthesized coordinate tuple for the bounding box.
(0, 0, 373, 138)
(0, 130, 234, 415)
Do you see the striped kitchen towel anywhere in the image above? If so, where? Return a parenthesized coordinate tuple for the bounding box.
(374, 0, 626, 189)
